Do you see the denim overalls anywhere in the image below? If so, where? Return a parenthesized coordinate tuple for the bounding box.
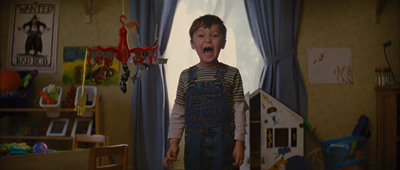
(184, 64, 237, 170)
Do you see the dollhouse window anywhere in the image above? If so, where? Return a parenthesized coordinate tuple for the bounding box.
(274, 128, 288, 147)
(164, 0, 263, 111)
(291, 128, 297, 147)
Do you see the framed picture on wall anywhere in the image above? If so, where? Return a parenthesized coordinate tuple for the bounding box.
(8, 0, 60, 73)
(46, 118, 69, 136)
(71, 119, 93, 137)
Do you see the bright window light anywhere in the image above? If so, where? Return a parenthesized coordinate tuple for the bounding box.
(164, 0, 263, 110)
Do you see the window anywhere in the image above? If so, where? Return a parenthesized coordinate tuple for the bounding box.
(164, 0, 263, 110)
(274, 128, 289, 147)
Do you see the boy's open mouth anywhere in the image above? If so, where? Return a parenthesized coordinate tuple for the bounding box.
(203, 47, 214, 56)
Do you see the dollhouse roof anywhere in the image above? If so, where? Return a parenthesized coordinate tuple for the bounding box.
(250, 89, 304, 126)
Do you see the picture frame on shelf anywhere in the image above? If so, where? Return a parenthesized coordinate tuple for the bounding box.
(46, 118, 69, 136)
(71, 119, 93, 137)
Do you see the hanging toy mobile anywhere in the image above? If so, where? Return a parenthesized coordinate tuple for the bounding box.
(85, 1, 167, 93)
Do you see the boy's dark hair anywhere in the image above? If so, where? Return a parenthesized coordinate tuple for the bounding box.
(189, 14, 227, 41)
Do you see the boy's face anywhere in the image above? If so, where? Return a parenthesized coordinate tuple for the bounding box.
(190, 24, 226, 66)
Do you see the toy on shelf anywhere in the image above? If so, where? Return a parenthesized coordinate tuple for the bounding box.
(0, 69, 22, 96)
(74, 86, 97, 117)
(40, 84, 60, 104)
(17, 70, 38, 97)
(1, 70, 38, 108)
(40, 90, 53, 104)
(64, 86, 77, 108)
(39, 85, 62, 118)
(0, 69, 38, 96)
(0, 142, 32, 156)
(17, 122, 39, 136)
(19, 70, 38, 89)
(33, 142, 48, 154)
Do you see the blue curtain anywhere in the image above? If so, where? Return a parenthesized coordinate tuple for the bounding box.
(130, 0, 177, 169)
(244, 0, 307, 118)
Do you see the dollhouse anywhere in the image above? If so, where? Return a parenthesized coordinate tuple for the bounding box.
(241, 89, 304, 170)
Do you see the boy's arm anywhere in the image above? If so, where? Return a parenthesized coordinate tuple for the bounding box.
(232, 101, 245, 167)
(168, 103, 186, 139)
(164, 138, 181, 168)
(232, 140, 244, 167)
(164, 103, 185, 168)
(233, 101, 246, 141)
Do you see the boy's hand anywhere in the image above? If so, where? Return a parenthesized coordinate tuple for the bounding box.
(232, 140, 244, 167)
(164, 139, 180, 168)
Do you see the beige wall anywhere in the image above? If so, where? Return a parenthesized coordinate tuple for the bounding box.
(1, 0, 399, 169)
(299, 0, 399, 169)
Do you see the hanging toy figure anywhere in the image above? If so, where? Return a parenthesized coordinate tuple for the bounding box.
(115, 15, 130, 65)
(120, 64, 130, 93)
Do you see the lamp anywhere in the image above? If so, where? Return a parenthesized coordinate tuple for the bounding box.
(383, 40, 396, 82)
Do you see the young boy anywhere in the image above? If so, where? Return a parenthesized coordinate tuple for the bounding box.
(164, 14, 246, 170)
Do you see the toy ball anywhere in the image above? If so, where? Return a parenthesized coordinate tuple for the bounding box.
(0, 69, 21, 91)
(33, 142, 48, 154)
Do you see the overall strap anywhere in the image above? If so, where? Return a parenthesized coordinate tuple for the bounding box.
(215, 63, 228, 79)
(188, 66, 197, 81)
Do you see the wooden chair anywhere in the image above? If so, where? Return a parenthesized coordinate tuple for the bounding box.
(88, 144, 128, 170)
(72, 134, 109, 150)
(73, 134, 109, 166)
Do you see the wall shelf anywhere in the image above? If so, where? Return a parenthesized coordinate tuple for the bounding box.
(1, 136, 73, 141)
(0, 108, 95, 113)
(0, 95, 101, 150)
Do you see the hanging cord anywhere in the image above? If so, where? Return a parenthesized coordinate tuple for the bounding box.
(122, 0, 125, 15)
(383, 41, 396, 81)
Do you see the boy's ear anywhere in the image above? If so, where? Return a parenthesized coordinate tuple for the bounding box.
(190, 40, 195, 49)
(221, 40, 226, 49)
